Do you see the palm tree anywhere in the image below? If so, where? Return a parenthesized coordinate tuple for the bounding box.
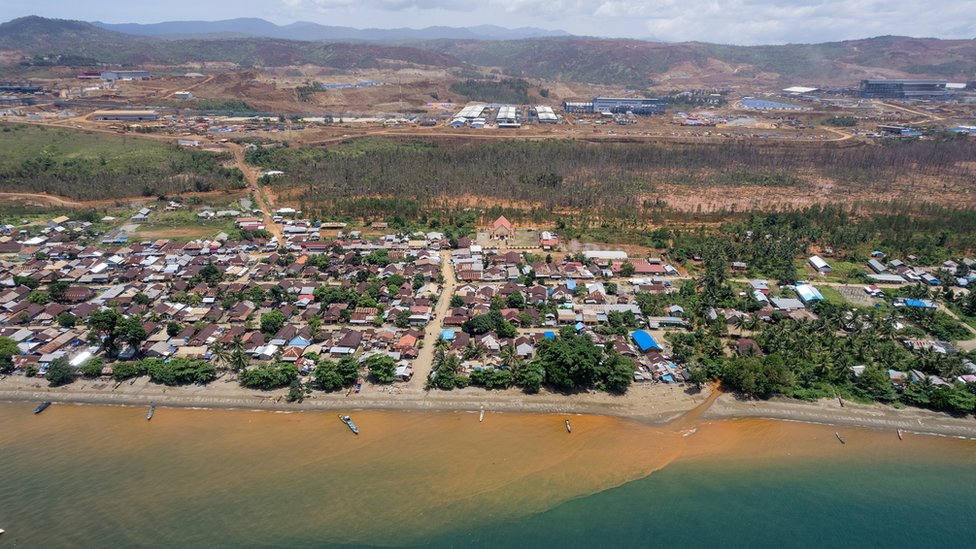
(230, 335, 249, 373)
(210, 342, 231, 371)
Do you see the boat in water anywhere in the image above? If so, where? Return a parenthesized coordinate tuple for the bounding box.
(565, 419, 572, 433)
(34, 402, 51, 415)
(897, 429, 904, 440)
(339, 414, 359, 435)
(479, 406, 485, 423)
(147, 402, 156, 421)
(835, 432, 845, 444)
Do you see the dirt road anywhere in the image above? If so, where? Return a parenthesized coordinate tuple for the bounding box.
(408, 250, 457, 388)
(227, 142, 284, 247)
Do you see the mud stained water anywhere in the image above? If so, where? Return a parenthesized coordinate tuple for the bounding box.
(1, 403, 974, 548)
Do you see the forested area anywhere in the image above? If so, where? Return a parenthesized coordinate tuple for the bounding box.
(261, 137, 976, 222)
(448, 78, 532, 104)
(0, 124, 245, 200)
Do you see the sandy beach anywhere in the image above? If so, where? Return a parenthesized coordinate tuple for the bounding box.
(0, 374, 708, 423)
(3, 374, 976, 437)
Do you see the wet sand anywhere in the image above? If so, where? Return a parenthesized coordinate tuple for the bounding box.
(3, 373, 976, 438)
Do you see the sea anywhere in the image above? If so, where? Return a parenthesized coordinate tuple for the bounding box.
(1, 402, 975, 548)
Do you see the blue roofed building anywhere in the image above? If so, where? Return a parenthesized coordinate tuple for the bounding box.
(631, 330, 662, 352)
(795, 283, 824, 305)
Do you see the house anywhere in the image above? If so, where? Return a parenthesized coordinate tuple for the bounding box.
(794, 283, 824, 305)
(771, 297, 805, 311)
(631, 330, 662, 352)
(809, 255, 831, 274)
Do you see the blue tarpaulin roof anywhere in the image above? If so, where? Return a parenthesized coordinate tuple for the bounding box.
(575, 322, 585, 332)
(566, 279, 577, 290)
(441, 329, 456, 340)
(631, 330, 662, 352)
(543, 331, 556, 339)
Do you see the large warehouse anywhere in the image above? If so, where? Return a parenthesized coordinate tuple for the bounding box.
(90, 110, 159, 121)
(858, 80, 948, 100)
(563, 97, 667, 115)
(100, 70, 152, 81)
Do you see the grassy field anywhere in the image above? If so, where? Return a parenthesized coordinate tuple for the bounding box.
(134, 210, 235, 241)
(0, 123, 243, 200)
(0, 124, 186, 171)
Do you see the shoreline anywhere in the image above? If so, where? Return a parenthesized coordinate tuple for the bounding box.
(704, 394, 976, 439)
(4, 375, 976, 438)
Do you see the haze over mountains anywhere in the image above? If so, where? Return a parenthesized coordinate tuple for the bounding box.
(2, 16, 975, 87)
(92, 18, 572, 42)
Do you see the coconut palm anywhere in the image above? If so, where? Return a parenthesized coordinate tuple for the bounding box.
(230, 334, 249, 373)
(210, 342, 231, 370)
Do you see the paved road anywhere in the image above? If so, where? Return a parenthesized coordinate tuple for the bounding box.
(408, 250, 456, 388)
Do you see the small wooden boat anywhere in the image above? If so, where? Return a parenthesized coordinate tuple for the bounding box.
(147, 402, 156, 421)
(0, 528, 5, 535)
(34, 402, 51, 414)
(354, 379, 363, 393)
(339, 414, 359, 435)
(897, 429, 904, 440)
(565, 419, 572, 433)
(479, 406, 485, 423)
(835, 431, 845, 444)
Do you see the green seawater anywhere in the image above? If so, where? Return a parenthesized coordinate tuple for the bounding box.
(428, 458, 976, 549)
(1, 402, 975, 548)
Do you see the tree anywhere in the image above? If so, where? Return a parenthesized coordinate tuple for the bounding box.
(0, 336, 19, 374)
(210, 342, 231, 370)
(45, 356, 74, 386)
(146, 358, 216, 386)
(115, 316, 147, 355)
(470, 368, 513, 389)
(366, 355, 397, 383)
(27, 291, 49, 305)
(57, 312, 77, 328)
(167, 322, 183, 337)
(394, 309, 412, 328)
(47, 280, 69, 302)
(287, 379, 306, 402)
(533, 329, 604, 391)
(601, 352, 635, 394)
(515, 362, 544, 393)
(112, 359, 148, 381)
(230, 335, 249, 372)
(239, 362, 299, 390)
(78, 356, 105, 378)
(314, 356, 360, 391)
(619, 262, 636, 277)
(260, 310, 286, 335)
(507, 291, 525, 310)
(428, 351, 463, 390)
(450, 295, 465, 308)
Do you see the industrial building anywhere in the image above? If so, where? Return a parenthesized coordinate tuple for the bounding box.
(535, 105, 558, 123)
(455, 104, 487, 120)
(0, 96, 35, 107)
(90, 110, 159, 122)
(100, 70, 151, 81)
(858, 80, 948, 100)
(0, 82, 43, 94)
(495, 105, 520, 128)
(563, 97, 667, 115)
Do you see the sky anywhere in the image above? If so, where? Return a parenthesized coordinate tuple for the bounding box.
(5, 0, 976, 45)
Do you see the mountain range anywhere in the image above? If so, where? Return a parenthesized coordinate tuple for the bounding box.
(2, 16, 975, 87)
(92, 18, 571, 42)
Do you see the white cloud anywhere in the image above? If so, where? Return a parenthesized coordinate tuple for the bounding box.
(278, 0, 976, 44)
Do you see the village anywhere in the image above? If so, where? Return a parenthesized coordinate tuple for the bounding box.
(2, 203, 976, 403)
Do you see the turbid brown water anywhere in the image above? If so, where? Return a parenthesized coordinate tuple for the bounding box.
(1, 402, 975, 548)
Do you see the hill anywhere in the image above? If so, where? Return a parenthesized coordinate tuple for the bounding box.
(422, 36, 976, 86)
(0, 17, 465, 69)
(2, 17, 976, 86)
(92, 18, 571, 41)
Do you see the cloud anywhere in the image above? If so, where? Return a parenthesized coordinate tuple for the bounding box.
(275, 0, 976, 44)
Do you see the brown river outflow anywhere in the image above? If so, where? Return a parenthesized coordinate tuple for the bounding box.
(2, 401, 975, 547)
